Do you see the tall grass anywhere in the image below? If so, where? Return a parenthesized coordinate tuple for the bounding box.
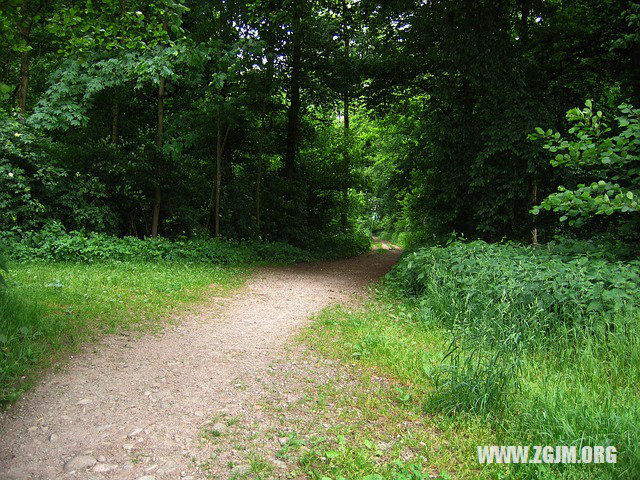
(386, 240, 640, 478)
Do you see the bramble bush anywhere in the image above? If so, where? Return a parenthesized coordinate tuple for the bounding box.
(388, 240, 640, 415)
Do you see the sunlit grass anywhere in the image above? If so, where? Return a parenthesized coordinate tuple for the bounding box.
(300, 286, 639, 479)
(298, 300, 506, 479)
(0, 260, 249, 405)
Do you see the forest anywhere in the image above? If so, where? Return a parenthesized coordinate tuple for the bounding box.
(1, 0, 640, 479)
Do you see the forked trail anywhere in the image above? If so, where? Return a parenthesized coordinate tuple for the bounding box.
(0, 249, 400, 480)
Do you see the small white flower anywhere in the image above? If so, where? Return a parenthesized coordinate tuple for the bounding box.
(8, 172, 14, 178)
(14, 132, 22, 137)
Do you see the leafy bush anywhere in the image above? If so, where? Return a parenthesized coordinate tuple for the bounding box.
(547, 235, 637, 261)
(4, 229, 314, 265)
(531, 101, 640, 230)
(394, 240, 640, 332)
(389, 240, 640, 415)
(0, 115, 116, 235)
(2, 226, 372, 265)
(305, 230, 372, 260)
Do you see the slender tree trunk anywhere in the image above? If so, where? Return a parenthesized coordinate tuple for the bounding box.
(341, 92, 350, 229)
(207, 116, 230, 237)
(214, 118, 222, 237)
(111, 0, 126, 144)
(256, 106, 266, 234)
(151, 76, 165, 238)
(18, 49, 29, 114)
(519, 0, 537, 244)
(341, 6, 351, 229)
(284, 5, 301, 184)
(16, 0, 35, 115)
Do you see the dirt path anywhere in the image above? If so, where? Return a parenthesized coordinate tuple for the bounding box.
(0, 250, 401, 480)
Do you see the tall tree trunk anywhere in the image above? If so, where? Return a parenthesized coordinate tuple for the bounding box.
(341, 92, 350, 229)
(256, 106, 266, 234)
(257, 9, 275, 234)
(18, 49, 29, 114)
(214, 119, 230, 237)
(214, 118, 222, 237)
(111, 0, 126, 144)
(284, 5, 301, 184)
(519, 0, 536, 244)
(151, 76, 165, 238)
(206, 116, 230, 237)
(341, 5, 350, 229)
(16, 0, 47, 115)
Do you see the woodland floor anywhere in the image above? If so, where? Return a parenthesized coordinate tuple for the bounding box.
(0, 246, 401, 480)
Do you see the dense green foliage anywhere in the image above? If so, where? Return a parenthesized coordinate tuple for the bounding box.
(2, 1, 639, 245)
(388, 242, 640, 477)
(7, 229, 312, 264)
(0, 252, 6, 290)
(3, 228, 370, 263)
(0, 0, 372, 245)
(531, 101, 640, 235)
(396, 240, 640, 330)
(361, 1, 640, 244)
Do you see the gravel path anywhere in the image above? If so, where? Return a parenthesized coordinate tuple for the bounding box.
(0, 249, 401, 480)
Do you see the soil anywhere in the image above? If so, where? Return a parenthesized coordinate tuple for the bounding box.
(0, 248, 401, 480)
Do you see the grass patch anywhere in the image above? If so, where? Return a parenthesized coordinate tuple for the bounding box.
(0, 260, 248, 406)
(298, 302, 505, 479)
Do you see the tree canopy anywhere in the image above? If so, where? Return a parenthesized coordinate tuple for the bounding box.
(1, 0, 638, 246)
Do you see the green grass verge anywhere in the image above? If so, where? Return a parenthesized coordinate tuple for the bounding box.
(299, 286, 637, 479)
(0, 260, 248, 406)
(298, 299, 506, 480)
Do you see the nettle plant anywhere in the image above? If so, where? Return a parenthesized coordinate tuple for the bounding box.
(530, 101, 640, 226)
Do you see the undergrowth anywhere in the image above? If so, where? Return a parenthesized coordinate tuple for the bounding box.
(2, 226, 371, 264)
(303, 240, 640, 479)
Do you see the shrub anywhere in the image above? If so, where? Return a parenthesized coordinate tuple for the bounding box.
(4, 230, 316, 264)
(530, 101, 640, 237)
(393, 240, 640, 335)
(1, 227, 373, 265)
(388, 240, 640, 415)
